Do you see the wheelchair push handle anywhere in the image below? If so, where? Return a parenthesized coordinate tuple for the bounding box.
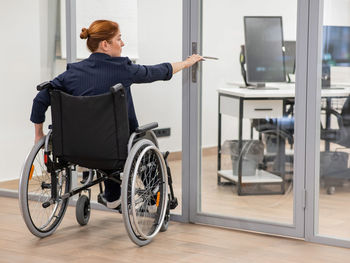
(37, 81, 54, 91)
(37, 82, 124, 93)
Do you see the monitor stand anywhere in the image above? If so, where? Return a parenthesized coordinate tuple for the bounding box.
(240, 83, 279, 90)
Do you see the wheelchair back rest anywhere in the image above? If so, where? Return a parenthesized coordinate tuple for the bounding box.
(50, 86, 129, 170)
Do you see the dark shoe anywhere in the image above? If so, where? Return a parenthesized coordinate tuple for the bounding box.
(80, 171, 90, 184)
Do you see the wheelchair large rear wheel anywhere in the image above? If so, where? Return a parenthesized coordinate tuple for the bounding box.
(19, 136, 71, 238)
(122, 139, 168, 246)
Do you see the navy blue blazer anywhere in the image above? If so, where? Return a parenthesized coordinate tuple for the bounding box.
(30, 52, 173, 133)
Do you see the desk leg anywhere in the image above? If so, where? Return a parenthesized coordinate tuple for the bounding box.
(276, 99, 288, 194)
(238, 99, 243, 195)
(217, 95, 222, 185)
(325, 98, 331, 151)
(250, 123, 253, 139)
(276, 133, 286, 194)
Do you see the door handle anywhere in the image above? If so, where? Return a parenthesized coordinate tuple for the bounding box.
(192, 42, 198, 83)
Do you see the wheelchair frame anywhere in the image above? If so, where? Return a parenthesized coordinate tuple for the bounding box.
(41, 126, 177, 211)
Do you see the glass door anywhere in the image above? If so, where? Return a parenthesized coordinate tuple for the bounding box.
(189, 0, 309, 237)
(305, 0, 350, 248)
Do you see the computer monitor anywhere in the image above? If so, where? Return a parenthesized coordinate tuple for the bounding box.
(323, 25, 350, 67)
(322, 26, 350, 87)
(244, 16, 286, 87)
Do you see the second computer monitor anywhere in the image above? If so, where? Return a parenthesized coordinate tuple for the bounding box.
(323, 25, 350, 66)
(244, 16, 286, 84)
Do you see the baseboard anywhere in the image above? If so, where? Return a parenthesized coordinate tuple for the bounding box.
(0, 188, 114, 212)
(167, 146, 217, 161)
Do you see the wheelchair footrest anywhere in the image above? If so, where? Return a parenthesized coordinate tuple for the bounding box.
(169, 197, 178, 210)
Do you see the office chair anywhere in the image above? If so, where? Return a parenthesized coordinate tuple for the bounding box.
(251, 118, 294, 176)
(253, 97, 350, 194)
(320, 97, 350, 194)
(321, 97, 350, 147)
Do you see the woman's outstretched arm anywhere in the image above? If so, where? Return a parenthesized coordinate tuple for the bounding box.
(130, 54, 203, 84)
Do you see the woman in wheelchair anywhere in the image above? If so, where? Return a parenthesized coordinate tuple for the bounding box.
(19, 20, 202, 246)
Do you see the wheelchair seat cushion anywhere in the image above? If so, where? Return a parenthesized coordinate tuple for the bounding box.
(50, 88, 129, 170)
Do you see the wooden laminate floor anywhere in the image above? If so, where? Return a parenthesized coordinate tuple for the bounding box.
(1, 196, 350, 263)
(2, 152, 350, 239)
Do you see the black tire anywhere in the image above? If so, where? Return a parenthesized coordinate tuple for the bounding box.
(122, 139, 168, 246)
(76, 195, 91, 226)
(19, 136, 71, 238)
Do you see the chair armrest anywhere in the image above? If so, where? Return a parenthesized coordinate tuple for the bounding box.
(257, 129, 294, 144)
(135, 122, 158, 133)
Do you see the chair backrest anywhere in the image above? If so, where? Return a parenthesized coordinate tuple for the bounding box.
(341, 97, 350, 128)
(50, 85, 129, 170)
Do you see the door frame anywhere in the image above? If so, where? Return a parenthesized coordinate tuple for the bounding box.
(187, 0, 309, 238)
(304, 0, 350, 248)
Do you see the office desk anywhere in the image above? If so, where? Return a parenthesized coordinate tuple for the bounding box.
(217, 83, 350, 195)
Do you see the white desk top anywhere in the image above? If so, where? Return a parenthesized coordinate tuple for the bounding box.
(218, 82, 350, 98)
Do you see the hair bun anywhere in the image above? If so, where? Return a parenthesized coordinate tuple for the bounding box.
(80, 28, 89, 39)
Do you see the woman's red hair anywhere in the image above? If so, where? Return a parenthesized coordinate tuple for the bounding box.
(80, 20, 119, 52)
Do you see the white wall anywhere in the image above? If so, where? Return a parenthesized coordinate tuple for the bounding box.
(324, 0, 350, 26)
(0, 0, 42, 182)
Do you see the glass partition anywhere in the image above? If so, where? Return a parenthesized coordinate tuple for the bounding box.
(316, 0, 350, 240)
(200, 0, 298, 224)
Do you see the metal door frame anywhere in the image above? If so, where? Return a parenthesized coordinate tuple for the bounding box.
(304, 0, 350, 248)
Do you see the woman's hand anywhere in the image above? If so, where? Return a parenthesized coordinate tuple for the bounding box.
(171, 54, 204, 74)
(185, 54, 204, 68)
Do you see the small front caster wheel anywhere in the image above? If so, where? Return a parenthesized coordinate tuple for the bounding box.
(76, 195, 91, 226)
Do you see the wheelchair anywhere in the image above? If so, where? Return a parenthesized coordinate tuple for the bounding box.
(19, 83, 178, 246)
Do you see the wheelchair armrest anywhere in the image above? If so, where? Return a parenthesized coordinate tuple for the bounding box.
(37, 81, 53, 91)
(135, 122, 158, 133)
